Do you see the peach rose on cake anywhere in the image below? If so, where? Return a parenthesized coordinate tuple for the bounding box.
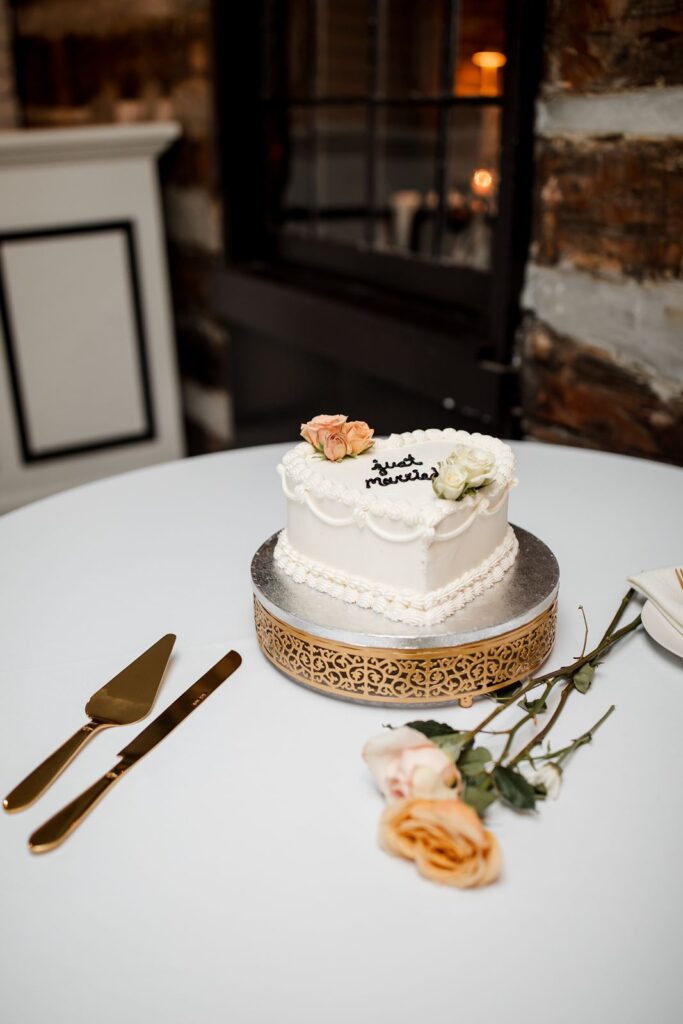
(379, 798, 502, 888)
(343, 420, 374, 456)
(323, 429, 352, 462)
(300, 414, 347, 450)
(363, 726, 462, 802)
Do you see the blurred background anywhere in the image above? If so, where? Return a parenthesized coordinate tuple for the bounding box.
(0, 0, 681, 511)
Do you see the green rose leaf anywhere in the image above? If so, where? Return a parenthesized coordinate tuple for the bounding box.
(432, 732, 472, 762)
(403, 719, 457, 739)
(457, 746, 492, 777)
(489, 681, 524, 705)
(493, 766, 537, 810)
(519, 694, 548, 714)
(573, 664, 595, 694)
(462, 783, 497, 817)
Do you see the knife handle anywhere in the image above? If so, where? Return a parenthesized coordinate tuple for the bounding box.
(3, 721, 110, 813)
(28, 762, 127, 854)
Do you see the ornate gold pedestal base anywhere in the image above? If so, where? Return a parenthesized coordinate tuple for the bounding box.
(254, 597, 557, 708)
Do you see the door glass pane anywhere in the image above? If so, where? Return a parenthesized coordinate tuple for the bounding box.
(317, 0, 370, 98)
(441, 104, 501, 268)
(286, 0, 312, 98)
(455, 0, 507, 97)
(281, 105, 314, 237)
(381, 0, 443, 98)
(375, 105, 438, 255)
(316, 105, 367, 245)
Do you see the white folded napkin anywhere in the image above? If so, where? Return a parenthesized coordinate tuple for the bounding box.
(628, 567, 683, 637)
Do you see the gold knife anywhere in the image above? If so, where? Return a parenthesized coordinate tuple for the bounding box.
(29, 649, 242, 853)
(3, 634, 176, 813)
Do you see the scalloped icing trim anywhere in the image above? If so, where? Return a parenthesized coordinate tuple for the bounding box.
(273, 525, 519, 627)
(279, 428, 516, 529)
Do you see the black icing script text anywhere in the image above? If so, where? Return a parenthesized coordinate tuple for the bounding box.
(365, 453, 438, 489)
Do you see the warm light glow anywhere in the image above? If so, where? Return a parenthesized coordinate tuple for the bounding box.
(471, 51, 506, 69)
(471, 168, 495, 196)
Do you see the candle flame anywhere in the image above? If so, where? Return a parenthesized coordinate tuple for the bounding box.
(471, 51, 506, 69)
(471, 168, 495, 196)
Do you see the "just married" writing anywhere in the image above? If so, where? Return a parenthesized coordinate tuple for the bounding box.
(365, 454, 438, 490)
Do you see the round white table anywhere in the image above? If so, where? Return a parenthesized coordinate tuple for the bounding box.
(1, 442, 681, 1024)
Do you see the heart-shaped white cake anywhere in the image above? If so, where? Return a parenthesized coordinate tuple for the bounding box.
(275, 423, 518, 626)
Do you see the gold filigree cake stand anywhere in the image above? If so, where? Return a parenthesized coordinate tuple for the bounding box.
(251, 527, 559, 708)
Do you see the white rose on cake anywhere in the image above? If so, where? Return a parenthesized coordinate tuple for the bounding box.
(432, 462, 468, 501)
(434, 446, 496, 501)
(447, 445, 496, 488)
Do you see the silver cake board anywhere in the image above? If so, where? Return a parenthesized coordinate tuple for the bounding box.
(251, 526, 559, 708)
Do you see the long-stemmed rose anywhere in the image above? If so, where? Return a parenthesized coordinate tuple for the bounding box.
(379, 798, 502, 888)
(363, 591, 642, 889)
(363, 725, 462, 801)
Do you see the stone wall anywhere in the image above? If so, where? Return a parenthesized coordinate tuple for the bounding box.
(9, 0, 232, 454)
(520, 0, 683, 464)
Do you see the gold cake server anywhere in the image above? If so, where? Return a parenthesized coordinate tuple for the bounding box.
(28, 650, 242, 853)
(3, 634, 176, 813)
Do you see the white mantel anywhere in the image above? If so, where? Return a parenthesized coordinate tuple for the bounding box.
(0, 122, 181, 166)
(0, 122, 184, 512)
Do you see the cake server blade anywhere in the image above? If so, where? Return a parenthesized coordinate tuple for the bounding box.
(28, 650, 242, 853)
(3, 634, 176, 813)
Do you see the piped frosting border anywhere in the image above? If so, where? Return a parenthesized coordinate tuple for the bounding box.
(274, 525, 519, 627)
(279, 428, 516, 529)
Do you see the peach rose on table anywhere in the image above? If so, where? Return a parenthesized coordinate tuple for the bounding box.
(322, 430, 352, 462)
(363, 725, 461, 801)
(379, 798, 502, 888)
(344, 420, 374, 456)
(300, 414, 347, 450)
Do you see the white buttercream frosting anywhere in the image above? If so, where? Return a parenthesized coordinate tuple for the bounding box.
(276, 427, 518, 625)
(274, 527, 519, 627)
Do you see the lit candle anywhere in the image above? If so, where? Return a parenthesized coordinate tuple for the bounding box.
(471, 51, 506, 96)
(471, 167, 496, 197)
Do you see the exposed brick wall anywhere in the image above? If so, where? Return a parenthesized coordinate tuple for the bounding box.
(543, 0, 683, 93)
(531, 136, 683, 281)
(8, 0, 232, 454)
(520, 0, 683, 465)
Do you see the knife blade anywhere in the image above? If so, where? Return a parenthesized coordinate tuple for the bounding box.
(28, 650, 242, 854)
(3, 634, 176, 813)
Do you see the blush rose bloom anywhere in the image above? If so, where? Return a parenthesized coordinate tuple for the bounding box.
(379, 798, 502, 888)
(300, 414, 347, 450)
(343, 420, 374, 455)
(363, 725, 461, 802)
(323, 429, 352, 462)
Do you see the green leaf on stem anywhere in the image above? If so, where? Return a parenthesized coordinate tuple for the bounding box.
(462, 783, 497, 816)
(404, 720, 456, 739)
(432, 732, 472, 762)
(573, 664, 595, 694)
(458, 746, 492, 777)
(488, 681, 525, 705)
(519, 694, 548, 714)
(493, 766, 537, 810)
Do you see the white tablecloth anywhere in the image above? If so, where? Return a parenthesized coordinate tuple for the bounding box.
(1, 442, 681, 1024)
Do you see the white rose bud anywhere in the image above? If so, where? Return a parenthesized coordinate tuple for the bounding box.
(527, 763, 562, 799)
(432, 462, 468, 501)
